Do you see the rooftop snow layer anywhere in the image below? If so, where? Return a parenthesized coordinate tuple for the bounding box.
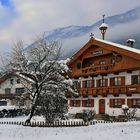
(96, 38, 140, 54)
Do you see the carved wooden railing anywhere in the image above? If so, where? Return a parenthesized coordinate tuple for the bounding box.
(77, 84, 140, 97)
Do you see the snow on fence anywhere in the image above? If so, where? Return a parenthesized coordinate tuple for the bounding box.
(0, 119, 139, 127)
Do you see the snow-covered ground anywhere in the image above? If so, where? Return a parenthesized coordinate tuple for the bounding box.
(0, 120, 140, 140)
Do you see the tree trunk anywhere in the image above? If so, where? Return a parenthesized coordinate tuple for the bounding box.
(25, 92, 40, 123)
(25, 104, 36, 123)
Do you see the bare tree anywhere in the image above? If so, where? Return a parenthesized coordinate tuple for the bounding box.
(7, 36, 73, 122)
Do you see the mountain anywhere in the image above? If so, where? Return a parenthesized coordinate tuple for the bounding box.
(45, 6, 140, 40)
(27, 6, 140, 58)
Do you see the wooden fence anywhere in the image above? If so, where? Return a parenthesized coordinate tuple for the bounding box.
(0, 119, 139, 127)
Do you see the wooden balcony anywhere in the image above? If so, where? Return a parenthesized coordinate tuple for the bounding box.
(78, 84, 140, 97)
(81, 64, 114, 76)
(0, 93, 30, 99)
(0, 94, 15, 99)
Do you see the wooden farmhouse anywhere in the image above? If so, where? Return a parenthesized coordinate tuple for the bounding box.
(0, 72, 31, 109)
(67, 35, 140, 117)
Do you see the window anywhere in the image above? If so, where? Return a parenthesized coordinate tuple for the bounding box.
(82, 99, 94, 107)
(99, 60, 106, 65)
(10, 79, 14, 85)
(132, 99, 140, 108)
(86, 80, 91, 88)
(0, 101, 7, 106)
(110, 99, 125, 108)
(131, 75, 140, 85)
(111, 58, 115, 64)
(100, 79, 105, 87)
(17, 79, 20, 84)
(70, 100, 80, 107)
(114, 99, 122, 108)
(114, 77, 121, 86)
(18, 100, 25, 106)
(5, 88, 11, 94)
(82, 80, 93, 88)
(85, 99, 91, 107)
(73, 81, 81, 90)
(110, 77, 125, 86)
(98, 79, 107, 87)
(76, 63, 81, 69)
(15, 88, 25, 94)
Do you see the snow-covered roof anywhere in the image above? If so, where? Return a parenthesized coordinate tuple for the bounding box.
(17, 72, 34, 83)
(126, 39, 135, 43)
(99, 23, 109, 28)
(96, 38, 140, 55)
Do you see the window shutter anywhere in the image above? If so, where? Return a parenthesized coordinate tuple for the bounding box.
(78, 81, 81, 88)
(110, 78, 114, 86)
(85, 81, 87, 88)
(70, 100, 74, 107)
(92, 79, 94, 87)
(82, 81, 85, 88)
(90, 99, 94, 107)
(121, 99, 125, 105)
(77, 100, 81, 107)
(97, 80, 100, 87)
(82, 100, 86, 107)
(105, 79, 108, 87)
(127, 99, 132, 108)
(121, 77, 125, 85)
(110, 99, 113, 108)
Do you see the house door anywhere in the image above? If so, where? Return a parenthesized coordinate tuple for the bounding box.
(99, 99, 105, 114)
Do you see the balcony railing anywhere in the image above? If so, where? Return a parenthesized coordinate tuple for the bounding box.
(77, 84, 140, 97)
(0, 93, 30, 99)
(0, 94, 15, 99)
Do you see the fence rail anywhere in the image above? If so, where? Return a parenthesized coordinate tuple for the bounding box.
(0, 119, 139, 127)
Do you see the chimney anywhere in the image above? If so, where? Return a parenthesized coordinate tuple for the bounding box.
(126, 39, 135, 48)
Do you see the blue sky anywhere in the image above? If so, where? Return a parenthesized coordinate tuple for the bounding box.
(0, 0, 140, 56)
(0, 0, 16, 27)
(0, 0, 13, 8)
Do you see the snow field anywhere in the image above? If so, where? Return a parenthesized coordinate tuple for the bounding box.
(0, 121, 140, 140)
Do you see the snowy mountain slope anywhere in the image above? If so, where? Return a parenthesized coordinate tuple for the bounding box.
(45, 6, 140, 41)
(27, 6, 140, 59)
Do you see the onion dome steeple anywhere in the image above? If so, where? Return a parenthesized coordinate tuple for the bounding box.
(99, 14, 108, 40)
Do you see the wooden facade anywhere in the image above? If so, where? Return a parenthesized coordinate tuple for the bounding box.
(67, 37, 140, 116)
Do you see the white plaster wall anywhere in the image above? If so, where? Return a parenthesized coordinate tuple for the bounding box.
(0, 75, 26, 94)
(68, 94, 140, 117)
(0, 75, 31, 108)
(69, 70, 140, 116)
